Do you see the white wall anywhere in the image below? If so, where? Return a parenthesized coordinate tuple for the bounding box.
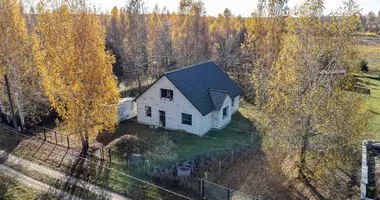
(136, 76, 211, 136)
(118, 98, 137, 122)
(212, 96, 232, 130)
(232, 96, 240, 114)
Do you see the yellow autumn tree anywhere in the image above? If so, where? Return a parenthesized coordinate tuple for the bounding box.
(33, 1, 119, 154)
(0, 0, 48, 130)
(263, 0, 368, 182)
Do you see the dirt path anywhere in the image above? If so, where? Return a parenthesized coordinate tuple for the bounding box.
(0, 164, 81, 200)
(0, 150, 130, 200)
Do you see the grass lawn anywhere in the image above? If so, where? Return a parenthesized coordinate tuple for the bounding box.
(0, 173, 56, 200)
(104, 100, 259, 167)
(359, 44, 380, 72)
(358, 73, 380, 135)
(358, 41, 380, 137)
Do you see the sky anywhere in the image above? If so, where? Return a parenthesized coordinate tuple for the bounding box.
(93, 0, 380, 17)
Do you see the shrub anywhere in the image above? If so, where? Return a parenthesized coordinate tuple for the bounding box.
(360, 59, 369, 72)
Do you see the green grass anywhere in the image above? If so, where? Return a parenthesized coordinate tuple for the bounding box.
(358, 42, 380, 136)
(108, 100, 258, 167)
(359, 45, 380, 72)
(0, 173, 55, 200)
(358, 73, 380, 135)
(7, 164, 103, 200)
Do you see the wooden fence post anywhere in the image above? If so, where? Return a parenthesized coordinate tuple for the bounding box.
(144, 160, 147, 176)
(108, 148, 111, 165)
(227, 189, 230, 200)
(231, 149, 234, 163)
(199, 179, 204, 198)
(54, 131, 57, 145)
(101, 147, 104, 161)
(67, 135, 70, 149)
(126, 154, 129, 169)
(218, 161, 221, 177)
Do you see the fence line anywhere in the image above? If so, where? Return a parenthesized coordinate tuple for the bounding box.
(201, 179, 259, 200)
(1, 119, 260, 200)
(0, 123, 193, 200)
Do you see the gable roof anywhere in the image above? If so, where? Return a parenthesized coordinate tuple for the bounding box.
(164, 61, 242, 116)
(208, 89, 229, 111)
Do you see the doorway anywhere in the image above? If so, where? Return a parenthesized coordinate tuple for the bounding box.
(159, 110, 166, 127)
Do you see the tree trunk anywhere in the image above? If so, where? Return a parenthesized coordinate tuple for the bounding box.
(14, 89, 26, 132)
(299, 117, 311, 180)
(299, 133, 308, 179)
(81, 139, 89, 157)
(137, 74, 142, 95)
(4, 74, 17, 129)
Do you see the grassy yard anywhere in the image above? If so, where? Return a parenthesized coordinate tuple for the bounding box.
(358, 40, 380, 136)
(0, 174, 55, 200)
(359, 44, 380, 72)
(103, 100, 259, 167)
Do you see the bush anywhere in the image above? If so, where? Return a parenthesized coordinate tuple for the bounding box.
(360, 59, 369, 72)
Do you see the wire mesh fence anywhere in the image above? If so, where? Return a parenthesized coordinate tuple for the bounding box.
(0, 123, 193, 200)
(201, 179, 259, 200)
(0, 118, 260, 200)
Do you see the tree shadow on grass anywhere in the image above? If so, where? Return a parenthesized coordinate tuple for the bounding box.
(0, 129, 22, 164)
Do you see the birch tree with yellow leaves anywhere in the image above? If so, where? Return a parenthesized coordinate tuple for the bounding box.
(33, 1, 119, 154)
(0, 0, 48, 130)
(263, 0, 368, 182)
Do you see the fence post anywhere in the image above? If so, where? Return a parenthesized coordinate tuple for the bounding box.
(227, 189, 230, 200)
(43, 128, 46, 142)
(218, 161, 221, 177)
(54, 131, 57, 145)
(127, 157, 129, 169)
(108, 148, 111, 165)
(144, 160, 147, 176)
(67, 135, 70, 149)
(231, 149, 234, 163)
(199, 179, 204, 198)
(101, 147, 104, 161)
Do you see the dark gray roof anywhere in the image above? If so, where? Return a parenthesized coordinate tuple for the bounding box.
(165, 61, 242, 116)
(208, 89, 229, 111)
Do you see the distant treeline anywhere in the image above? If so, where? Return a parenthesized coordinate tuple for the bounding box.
(359, 11, 380, 33)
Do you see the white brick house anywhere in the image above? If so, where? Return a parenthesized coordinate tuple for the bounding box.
(135, 61, 242, 136)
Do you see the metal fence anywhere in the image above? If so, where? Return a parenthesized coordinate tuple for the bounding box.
(200, 179, 259, 200)
(0, 124, 193, 200)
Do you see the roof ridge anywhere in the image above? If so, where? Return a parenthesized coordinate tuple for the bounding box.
(164, 61, 214, 75)
(208, 88, 230, 93)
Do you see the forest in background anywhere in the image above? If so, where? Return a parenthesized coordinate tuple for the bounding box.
(0, 0, 374, 198)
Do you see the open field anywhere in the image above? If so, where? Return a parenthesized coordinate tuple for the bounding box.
(359, 45, 380, 72)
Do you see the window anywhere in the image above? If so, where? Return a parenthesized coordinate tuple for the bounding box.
(223, 106, 228, 119)
(181, 113, 192, 125)
(145, 106, 152, 117)
(161, 89, 173, 100)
